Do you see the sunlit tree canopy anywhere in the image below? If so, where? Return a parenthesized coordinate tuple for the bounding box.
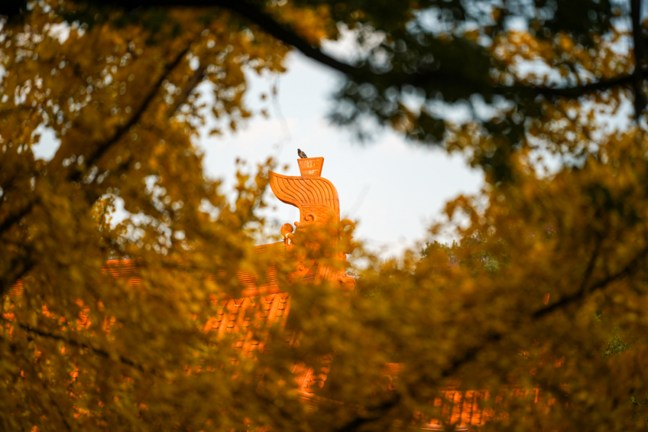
(2, 0, 648, 431)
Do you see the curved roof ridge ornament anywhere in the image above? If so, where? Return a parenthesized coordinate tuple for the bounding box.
(269, 157, 340, 228)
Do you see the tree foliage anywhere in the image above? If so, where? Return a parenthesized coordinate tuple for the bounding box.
(2, 1, 648, 431)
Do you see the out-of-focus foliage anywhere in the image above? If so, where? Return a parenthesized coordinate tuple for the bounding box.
(0, 1, 332, 430)
(320, 0, 644, 183)
(2, 1, 648, 431)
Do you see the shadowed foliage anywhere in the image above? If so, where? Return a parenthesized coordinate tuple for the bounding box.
(2, 1, 648, 430)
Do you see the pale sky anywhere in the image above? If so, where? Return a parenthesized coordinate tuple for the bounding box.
(200, 52, 483, 257)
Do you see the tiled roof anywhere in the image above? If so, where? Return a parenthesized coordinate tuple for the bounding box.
(202, 292, 291, 351)
(102, 245, 293, 353)
(8, 252, 544, 429)
(420, 386, 547, 430)
(425, 388, 491, 430)
(103, 259, 141, 287)
(100, 255, 543, 429)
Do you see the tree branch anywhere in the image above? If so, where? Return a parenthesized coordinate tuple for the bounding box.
(84, 0, 646, 109)
(216, 1, 644, 102)
(64, 41, 194, 183)
(502, 73, 637, 99)
(335, 393, 402, 432)
(0, 199, 35, 235)
(75, 47, 188, 177)
(0, 1, 27, 21)
(74, 0, 357, 76)
(166, 62, 207, 118)
(631, 0, 647, 118)
(400, 243, 648, 424)
(1, 316, 149, 373)
(454, 243, 648, 376)
(0, 255, 34, 300)
(84, 44, 209, 201)
(215, 0, 357, 75)
(320, 239, 648, 432)
(534, 244, 648, 320)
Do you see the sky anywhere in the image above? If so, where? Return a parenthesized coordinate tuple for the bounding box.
(199, 52, 483, 257)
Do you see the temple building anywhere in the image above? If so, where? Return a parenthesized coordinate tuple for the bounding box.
(196, 155, 515, 430)
(6, 154, 547, 430)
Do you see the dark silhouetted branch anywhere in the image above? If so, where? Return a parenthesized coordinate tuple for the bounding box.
(631, 0, 647, 118)
(66, 44, 191, 182)
(0, 199, 35, 235)
(335, 393, 402, 432)
(534, 245, 648, 320)
(81, 0, 646, 108)
(1, 316, 148, 373)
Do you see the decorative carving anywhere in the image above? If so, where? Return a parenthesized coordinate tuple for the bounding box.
(269, 157, 340, 229)
(280, 223, 294, 245)
(268, 156, 354, 290)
